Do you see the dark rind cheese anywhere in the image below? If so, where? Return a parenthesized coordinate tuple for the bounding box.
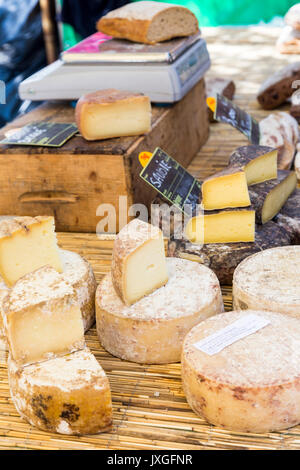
(248, 170, 297, 224)
(168, 221, 291, 285)
(275, 189, 300, 244)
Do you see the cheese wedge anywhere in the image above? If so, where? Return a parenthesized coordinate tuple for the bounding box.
(111, 219, 168, 306)
(202, 168, 251, 210)
(228, 145, 278, 185)
(2, 266, 85, 366)
(75, 89, 151, 141)
(8, 349, 112, 435)
(0, 216, 62, 287)
(186, 209, 255, 244)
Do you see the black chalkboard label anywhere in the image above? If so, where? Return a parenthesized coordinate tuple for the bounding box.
(0, 121, 78, 147)
(214, 94, 260, 145)
(140, 147, 201, 214)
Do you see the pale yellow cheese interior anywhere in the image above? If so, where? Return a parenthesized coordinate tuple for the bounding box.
(8, 303, 84, 365)
(262, 172, 297, 223)
(124, 234, 168, 305)
(186, 210, 255, 244)
(245, 149, 278, 185)
(202, 171, 251, 210)
(80, 99, 151, 141)
(0, 218, 63, 287)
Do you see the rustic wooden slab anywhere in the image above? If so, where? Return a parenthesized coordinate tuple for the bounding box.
(0, 80, 209, 233)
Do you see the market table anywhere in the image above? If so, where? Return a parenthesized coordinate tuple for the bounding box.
(1, 27, 300, 450)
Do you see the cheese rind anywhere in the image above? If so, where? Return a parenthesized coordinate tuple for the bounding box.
(228, 145, 278, 185)
(249, 170, 297, 224)
(75, 89, 151, 141)
(111, 219, 168, 306)
(182, 310, 300, 433)
(275, 189, 300, 244)
(2, 266, 85, 366)
(8, 349, 112, 435)
(201, 167, 251, 210)
(96, 257, 223, 364)
(0, 216, 62, 287)
(233, 246, 300, 317)
(186, 209, 255, 244)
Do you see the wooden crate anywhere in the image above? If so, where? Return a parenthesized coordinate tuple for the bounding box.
(0, 80, 209, 232)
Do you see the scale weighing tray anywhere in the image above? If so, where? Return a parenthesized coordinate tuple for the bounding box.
(19, 34, 210, 103)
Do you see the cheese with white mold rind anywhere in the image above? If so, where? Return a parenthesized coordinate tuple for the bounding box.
(233, 246, 300, 317)
(75, 89, 151, 141)
(228, 145, 278, 185)
(182, 310, 300, 433)
(0, 216, 63, 287)
(185, 209, 255, 244)
(111, 219, 168, 306)
(8, 348, 112, 435)
(201, 167, 251, 210)
(97, 257, 223, 364)
(2, 265, 85, 366)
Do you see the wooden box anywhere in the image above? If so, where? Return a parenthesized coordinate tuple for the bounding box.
(0, 80, 209, 232)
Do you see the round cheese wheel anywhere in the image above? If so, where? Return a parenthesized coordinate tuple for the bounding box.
(0, 283, 8, 351)
(182, 310, 300, 433)
(8, 348, 112, 435)
(96, 257, 224, 364)
(233, 246, 300, 317)
(60, 250, 96, 331)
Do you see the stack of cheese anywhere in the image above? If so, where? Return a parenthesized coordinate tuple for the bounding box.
(0, 216, 112, 435)
(96, 218, 224, 364)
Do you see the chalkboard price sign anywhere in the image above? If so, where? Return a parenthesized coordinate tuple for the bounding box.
(139, 147, 201, 214)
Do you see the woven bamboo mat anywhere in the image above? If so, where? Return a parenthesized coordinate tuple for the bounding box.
(1, 27, 300, 450)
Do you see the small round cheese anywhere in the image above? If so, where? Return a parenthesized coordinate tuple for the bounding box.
(96, 257, 223, 364)
(233, 246, 300, 317)
(182, 310, 300, 433)
(8, 348, 112, 435)
(60, 250, 96, 331)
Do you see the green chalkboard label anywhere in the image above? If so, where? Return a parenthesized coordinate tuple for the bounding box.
(0, 121, 78, 147)
(140, 147, 201, 214)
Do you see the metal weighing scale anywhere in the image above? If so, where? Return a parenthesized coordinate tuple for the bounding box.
(19, 33, 210, 103)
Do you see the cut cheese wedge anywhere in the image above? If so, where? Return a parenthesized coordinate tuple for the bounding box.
(111, 219, 168, 306)
(201, 167, 250, 210)
(97, 257, 223, 364)
(2, 265, 85, 366)
(185, 209, 255, 244)
(0, 216, 62, 287)
(228, 145, 278, 185)
(8, 349, 112, 435)
(182, 310, 300, 433)
(249, 170, 297, 224)
(75, 89, 151, 141)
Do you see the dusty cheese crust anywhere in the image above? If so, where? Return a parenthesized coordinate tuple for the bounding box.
(96, 257, 223, 364)
(97, 1, 199, 44)
(233, 246, 300, 316)
(182, 310, 300, 433)
(60, 250, 96, 331)
(8, 349, 112, 435)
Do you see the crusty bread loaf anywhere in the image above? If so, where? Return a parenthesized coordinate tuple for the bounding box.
(257, 62, 300, 109)
(285, 4, 300, 31)
(276, 26, 300, 54)
(97, 1, 199, 44)
(75, 89, 151, 141)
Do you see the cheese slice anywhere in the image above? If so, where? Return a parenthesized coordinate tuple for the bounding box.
(202, 167, 251, 210)
(8, 348, 112, 435)
(97, 257, 223, 364)
(182, 310, 300, 433)
(0, 216, 62, 287)
(111, 219, 168, 306)
(2, 265, 85, 366)
(75, 89, 151, 141)
(233, 246, 300, 317)
(228, 145, 278, 185)
(185, 209, 255, 244)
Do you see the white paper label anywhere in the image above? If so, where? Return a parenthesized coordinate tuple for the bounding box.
(193, 314, 270, 356)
